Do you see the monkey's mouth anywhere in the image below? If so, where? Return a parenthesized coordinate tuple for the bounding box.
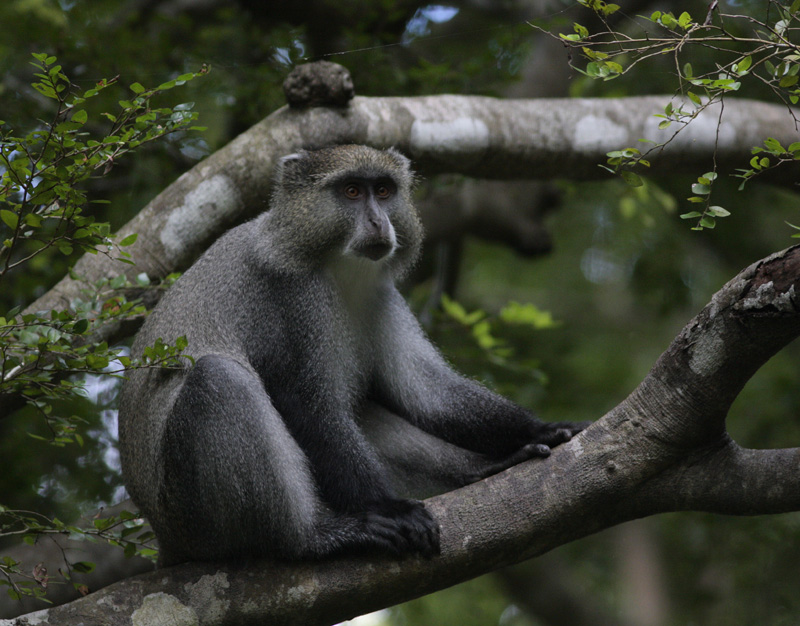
(351, 240, 394, 261)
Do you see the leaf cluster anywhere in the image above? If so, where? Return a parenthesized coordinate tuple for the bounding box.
(536, 1, 800, 232)
(1, 273, 188, 446)
(0, 55, 207, 279)
(438, 295, 557, 388)
(1, 55, 201, 580)
(1, 54, 201, 433)
(0, 506, 156, 603)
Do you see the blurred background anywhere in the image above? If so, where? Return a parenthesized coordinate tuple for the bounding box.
(1, 1, 799, 624)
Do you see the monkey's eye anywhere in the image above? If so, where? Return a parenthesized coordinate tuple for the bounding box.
(375, 184, 392, 199)
(343, 184, 361, 199)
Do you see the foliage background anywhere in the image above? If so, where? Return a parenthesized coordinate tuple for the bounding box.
(1, 1, 799, 624)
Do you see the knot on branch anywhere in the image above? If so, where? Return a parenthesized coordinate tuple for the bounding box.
(283, 61, 355, 109)
(739, 245, 800, 314)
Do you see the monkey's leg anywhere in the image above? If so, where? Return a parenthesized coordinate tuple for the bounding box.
(156, 355, 436, 565)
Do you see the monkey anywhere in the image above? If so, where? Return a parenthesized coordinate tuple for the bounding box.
(117, 144, 586, 566)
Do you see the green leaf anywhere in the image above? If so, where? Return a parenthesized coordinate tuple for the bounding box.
(661, 13, 678, 29)
(71, 109, 88, 125)
(707, 206, 731, 217)
(764, 137, 785, 153)
(130, 82, 145, 94)
(119, 233, 138, 247)
(72, 561, 96, 574)
(620, 171, 643, 187)
(500, 301, 559, 329)
(86, 354, 110, 370)
(736, 55, 752, 74)
(680, 211, 703, 219)
(19, 329, 40, 345)
(441, 294, 472, 325)
(93, 517, 116, 531)
(0, 209, 19, 230)
(691, 183, 711, 195)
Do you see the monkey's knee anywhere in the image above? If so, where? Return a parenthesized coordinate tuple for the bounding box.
(156, 355, 320, 561)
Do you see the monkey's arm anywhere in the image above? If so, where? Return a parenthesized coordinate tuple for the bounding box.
(373, 289, 584, 459)
(261, 299, 440, 556)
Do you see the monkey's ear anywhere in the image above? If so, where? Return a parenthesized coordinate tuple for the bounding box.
(279, 152, 304, 165)
(387, 147, 412, 172)
(274, 151, 308, 185)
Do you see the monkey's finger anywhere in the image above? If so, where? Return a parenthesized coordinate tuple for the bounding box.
(525, 442, 552, 457)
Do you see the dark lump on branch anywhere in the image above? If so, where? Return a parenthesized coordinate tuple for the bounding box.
(283, 61, 355, 109)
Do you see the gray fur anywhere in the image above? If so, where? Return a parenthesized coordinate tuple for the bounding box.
(118, 145, 584, 565)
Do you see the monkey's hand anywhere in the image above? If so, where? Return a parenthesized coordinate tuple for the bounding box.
(361, 498, 440, 558)
(465, 420, 591, 484)
(532, 420, 590, 448)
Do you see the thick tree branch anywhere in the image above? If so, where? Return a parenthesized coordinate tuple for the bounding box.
(634, 442, 800, 516)
(628, 246, 800, 444)
(25, 94, 799, 317)
(3, 94, 792, 423)
(7, 244, 799, 626)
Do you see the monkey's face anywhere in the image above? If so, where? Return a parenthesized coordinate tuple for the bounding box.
(270, 145, 423, 275)
(339, 177, 398, 262)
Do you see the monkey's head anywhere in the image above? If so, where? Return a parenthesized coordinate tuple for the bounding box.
(267, 145, 423, 277)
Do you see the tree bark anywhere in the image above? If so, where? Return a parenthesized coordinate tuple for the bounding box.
(4, 94, 792, 425)
(6, 245, 799, 626)
(24, 94, 799, 317)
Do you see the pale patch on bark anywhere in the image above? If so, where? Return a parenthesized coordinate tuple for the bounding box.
(131, 593, 199, 626)
(160, 174, 243, 264)
(689, 324, 726, 376)
(409, 118, 490, 154)
(184, 572, 231, 623)
(572, 115, 629, 152)
(741, 282, 797, 312)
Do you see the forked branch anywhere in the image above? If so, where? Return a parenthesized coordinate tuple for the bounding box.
(11, 246, 800, 626)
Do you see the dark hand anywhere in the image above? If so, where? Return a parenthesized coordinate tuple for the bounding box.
(533, 420, 590, 448)
(466, 420, 591, 484)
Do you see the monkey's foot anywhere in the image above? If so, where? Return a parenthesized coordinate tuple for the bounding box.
(360, 498, 440, 558)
